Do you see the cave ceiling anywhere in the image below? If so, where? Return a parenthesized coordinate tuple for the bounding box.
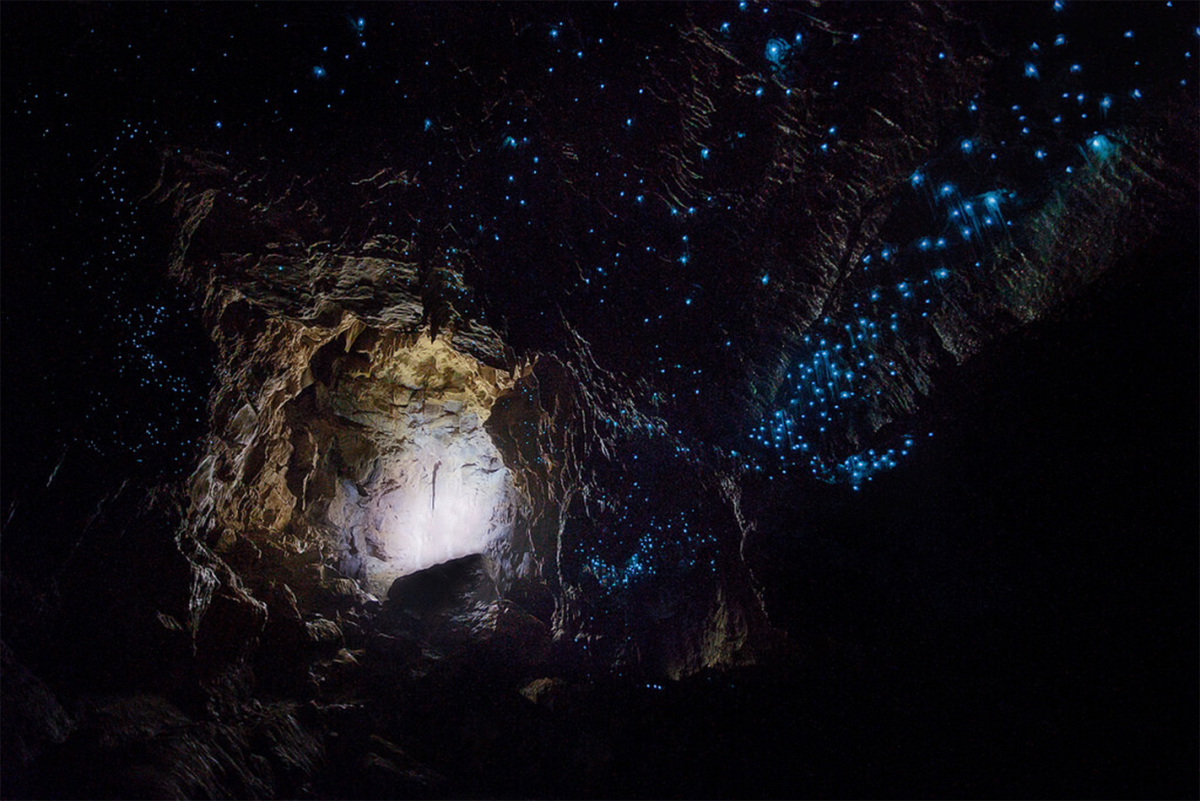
(1, 3, 1196, 797)
(4, 0, 1197, 672)
(141, 1, 1196, 613)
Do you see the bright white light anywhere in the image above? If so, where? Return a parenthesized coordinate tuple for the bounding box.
(325, 334, 521, 595)
(336, 413, 515, 594)
(375, 439, 509, 575)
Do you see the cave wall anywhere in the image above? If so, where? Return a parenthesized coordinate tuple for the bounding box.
(317, 330, 526, 593)
(157, 169, 768, 676)
(145, 0, 1196, 679)
(155, 90, 1196, 679)
(185, 290, 534, 596)
(159, 169, 772, 678)
(2, 4, 1197, 796)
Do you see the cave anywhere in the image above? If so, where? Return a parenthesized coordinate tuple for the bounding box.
(272, 327, 524, 595)
(2, 3, 1197, 799)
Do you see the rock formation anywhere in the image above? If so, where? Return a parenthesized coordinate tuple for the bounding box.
(2, 2, 1195, 797)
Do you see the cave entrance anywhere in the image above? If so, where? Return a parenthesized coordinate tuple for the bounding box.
(316, 329, 523, 596)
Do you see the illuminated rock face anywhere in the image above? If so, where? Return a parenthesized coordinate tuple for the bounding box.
(168, 215, 542, 604)
(320, 334, 521, 594)
(329, 418, 512, 590)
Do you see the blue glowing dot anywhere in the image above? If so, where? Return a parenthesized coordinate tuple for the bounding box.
(550, 27, 559, 38)
(1088, 134, 1115, 158)
(312, 65, 326, 78)
(755, 86, 764, 97)
(215, 120, 222, 129)
(934, 268, 950, 279)
(626, 118, 633, 127)
(1024, 62, 1039, 78)
(701, 147, 710, 159)
(424, 118, 433, 131)
(1124, 30, 1134, 39)
(911, 171, 924, 187)
(1100, 95, 1112, 110)
(1053, 0, 1064, 10)
(685, 298, 693, 306)
(765, 38, 789, 64)
(1070, 63, 1082, 73)
(1055, 34, 1066, 46)
(761, 273, 769, 285)
(1035, 149, 1046, 159)
(1131, 88, 1142, 99)
(940, 183, 955, 196)
(961, 139, 973, 153)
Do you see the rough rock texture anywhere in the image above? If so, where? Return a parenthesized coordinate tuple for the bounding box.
(143, 1, 1196, 681)
(2, 3, 1195, 798)
(146, 144, 780, 683)
(31, 694, 323, 800)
